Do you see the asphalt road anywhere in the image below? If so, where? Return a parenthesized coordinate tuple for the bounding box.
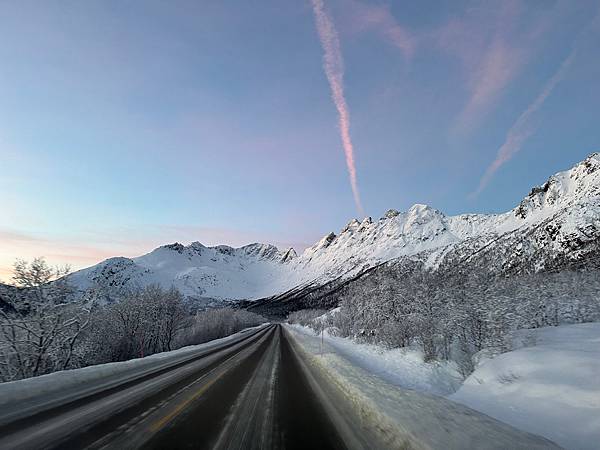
(0, 325, 346, 450)
(0, 324, 561, 450)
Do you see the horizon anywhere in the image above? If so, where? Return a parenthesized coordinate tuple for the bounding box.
(2, 0, 600, 281)
(2, 150, 596, 282)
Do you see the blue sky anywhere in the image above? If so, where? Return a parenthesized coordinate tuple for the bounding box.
(1, 0, 599, 279)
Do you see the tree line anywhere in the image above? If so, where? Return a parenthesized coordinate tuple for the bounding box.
(290, 257, 600, 377)
(0, 258, 265, 382)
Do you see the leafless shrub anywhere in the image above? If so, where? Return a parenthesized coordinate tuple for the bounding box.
(86, 285, 190, 363)
(177, 308, 266, 347)
(0, 258, 93, 382)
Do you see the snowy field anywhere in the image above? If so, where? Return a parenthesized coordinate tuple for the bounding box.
(451, 323, 600, 450)
(290, 322, 600, 449)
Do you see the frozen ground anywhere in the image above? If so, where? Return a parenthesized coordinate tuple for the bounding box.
(451, 323, 600, 450)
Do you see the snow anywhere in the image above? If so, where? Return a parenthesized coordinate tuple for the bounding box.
(68, 242, 292, 302)
(67, 153, 600, 302)
(284, 324, 557, 449)
(290, 320, 600, 449)
(450, 323, 600, 450)
(0, 324, 268, 414)
(289, 324, 462, 396)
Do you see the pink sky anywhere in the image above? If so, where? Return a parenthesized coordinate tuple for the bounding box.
(0, 227, 313, 283)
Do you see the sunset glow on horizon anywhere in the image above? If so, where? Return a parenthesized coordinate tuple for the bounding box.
(1, 0, 599, 281)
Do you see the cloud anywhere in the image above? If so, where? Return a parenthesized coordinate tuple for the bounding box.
(472, 49, 577, 196)
(311, 0, 365, 216)
(472, 3, 600, 196)
(343, 0, 414, 58)
(434, 1, 527, 132)
(458, 36, 523, 130)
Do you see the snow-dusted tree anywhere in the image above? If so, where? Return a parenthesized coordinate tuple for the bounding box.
(0, 258, 93, 381)
(282, 245, 600, 375)
(178, 307, 265, 347)
(86, 284, 190, 363)
(561, 269, 600, 323)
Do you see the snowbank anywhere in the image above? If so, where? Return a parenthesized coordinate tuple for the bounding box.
(291, 321, 600, 448)
(0, 324, 268, 424)
(450, 323, 600, 450)
(285, 325, 557, 449)
(289, 324, 462, 395)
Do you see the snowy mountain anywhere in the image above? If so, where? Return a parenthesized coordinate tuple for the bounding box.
(68, 242, 293, 303)
(68, 153, 600, 306)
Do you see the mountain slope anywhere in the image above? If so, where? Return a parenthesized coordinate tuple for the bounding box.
(68, 243, 292, 303)
(68, 153, 600, 306)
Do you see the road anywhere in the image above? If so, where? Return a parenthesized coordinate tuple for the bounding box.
(0, 324, 561, 450)
(0, 325, 346, 450)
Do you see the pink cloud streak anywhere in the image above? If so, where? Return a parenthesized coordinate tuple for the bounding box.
(311, 0, 365, 216)
(473, 49, 577, 196)
(459, 37, 523, 129)
(439, 1, 526, 133)
(345, 0, 414, 58)
(447, 0, 578, 134)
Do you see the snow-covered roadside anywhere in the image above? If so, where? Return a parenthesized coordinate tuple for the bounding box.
(450, 323, 600, 450)
(285, 325, 557, 449)
(0, 324, 268, 411)
(289, 324, 462, 395)
(290, 322, 600, 449)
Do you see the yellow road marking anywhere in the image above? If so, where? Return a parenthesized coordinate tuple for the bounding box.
(149, 326, 272, 434)
(150, 376, 220, 432)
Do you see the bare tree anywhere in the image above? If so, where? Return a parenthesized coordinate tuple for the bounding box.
(0, 258, 93, 381)
(178, 307, 265, 347)
(86, 284, 191, 363)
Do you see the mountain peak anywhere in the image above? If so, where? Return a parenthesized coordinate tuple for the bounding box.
(358, 217, 373, 231)
(313, 232, 336, 250)
(67, 152, 600, 304)
(408, 203, 436, 214)
(341, 219, 360, 233)
(240, 243, 281, 260)
(405, 204, 444, 225)
(515, 153, 600, 219)
(583, 151, 600, 165)
(382, 209, 400, 219)
(281, 247, 297, 263)
(161, 242, 186, 253)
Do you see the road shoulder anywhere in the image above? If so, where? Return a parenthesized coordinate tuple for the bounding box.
(283, 324, 560, 450)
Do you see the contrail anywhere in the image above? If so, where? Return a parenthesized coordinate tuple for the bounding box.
(311, 0, 364, 216)
(472, 2, 600, 198)
(472, 47, 577, 197)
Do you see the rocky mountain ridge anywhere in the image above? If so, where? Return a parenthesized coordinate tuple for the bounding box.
(67, 153, 600, 306)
